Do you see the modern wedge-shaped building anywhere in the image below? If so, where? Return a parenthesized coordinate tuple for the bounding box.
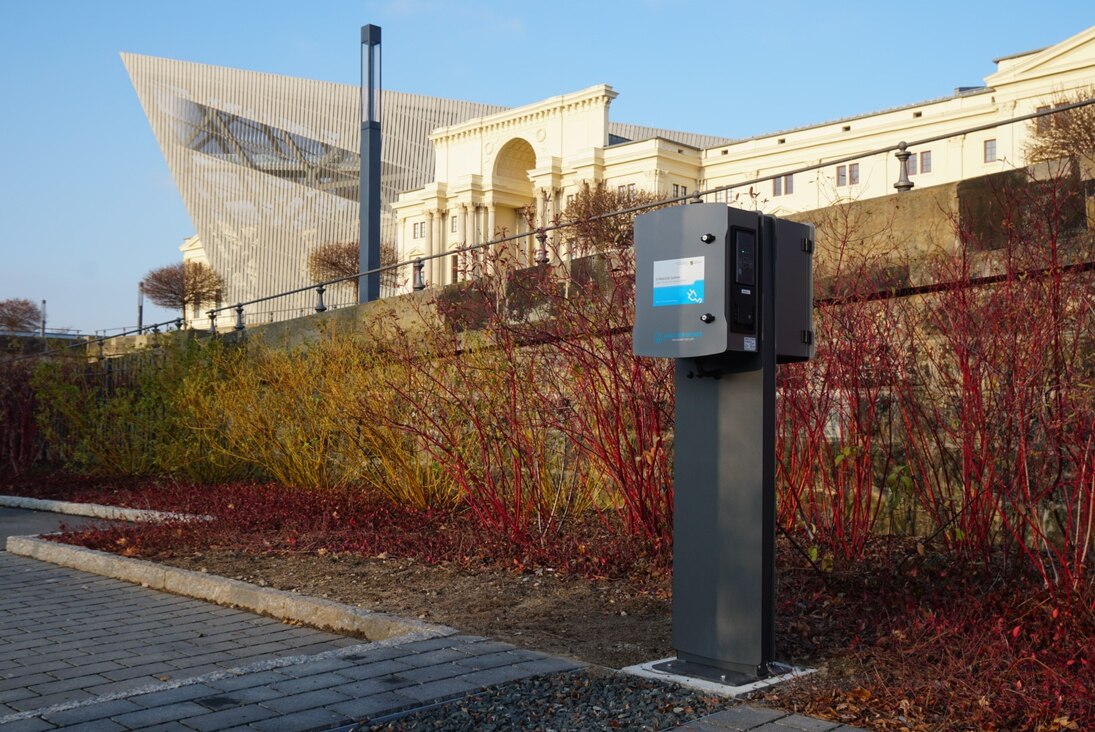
(124, 25, 1095, 324)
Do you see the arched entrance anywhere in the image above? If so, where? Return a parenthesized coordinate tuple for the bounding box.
(490, 138, 538, 265)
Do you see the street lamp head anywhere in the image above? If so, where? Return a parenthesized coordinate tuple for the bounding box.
(361, 24, 382, 125)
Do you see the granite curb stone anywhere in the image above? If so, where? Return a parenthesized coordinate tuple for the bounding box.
(6, 535, 453, 643)
(0, 495, 206, 524)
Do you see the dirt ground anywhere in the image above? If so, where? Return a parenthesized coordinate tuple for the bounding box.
(163, 551, 674, 670)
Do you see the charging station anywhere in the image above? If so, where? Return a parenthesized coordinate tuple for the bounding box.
(633, 202, 814, 682)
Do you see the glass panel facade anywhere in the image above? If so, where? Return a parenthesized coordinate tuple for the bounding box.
(172, 100, 361, 201)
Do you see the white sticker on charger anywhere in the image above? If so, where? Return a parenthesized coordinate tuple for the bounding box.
(653, 257, 705, 307)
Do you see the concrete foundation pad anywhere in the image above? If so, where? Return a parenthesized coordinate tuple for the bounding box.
(620, 657, 815, 698)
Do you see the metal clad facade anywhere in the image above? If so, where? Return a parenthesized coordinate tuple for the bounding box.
(122, 53, 504, 321)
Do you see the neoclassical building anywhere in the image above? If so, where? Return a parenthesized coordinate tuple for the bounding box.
(393, 25, 1095, 288)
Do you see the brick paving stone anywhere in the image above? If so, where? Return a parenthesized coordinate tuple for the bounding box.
(248, 706, 353, 732)
(206, 670, 292, 693)
(46, 660, 128, 681)
(398, 647, 476, 667)
(395, 677, 479, 703)
(335, 659, 414, 681)
(0, 688, 41, 705)
(450, 650, 529, 671)
(3, 660, 78, 678)
(259, 687, 351, 715)
(57, 719, 127, 732)
(676, 706, 789, 730)
(83, 677, 164, 698)
(391, 637, 463, 654)
(129, 684, 221, 709)
(268, 671, 355, 696)
(29, 675, 114, 696)
(400, 662, 477, 684)
(453, 639, 520, 655)
(335, 645, 412, 664)
(179, 703, 280, 731)
(328, 676, 416, 698)
(0, 718, 57, 731)
(41, 699, 144, 727)
(200, 684, 282, 706)
(99, 662, 177, 682)
(262, 657, 354, 678)
(441, 662, 545, 688)
(326, 691, 419, 721)
(507, 656, 583, 675)
(773, 714, 842, 731)
(7, 689, 96, 712)
(109, 700, 211, 728)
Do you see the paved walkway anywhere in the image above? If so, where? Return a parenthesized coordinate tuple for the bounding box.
(1, 508, 862, 731)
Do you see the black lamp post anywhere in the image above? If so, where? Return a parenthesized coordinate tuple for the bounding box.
(359, 24, 382, 304)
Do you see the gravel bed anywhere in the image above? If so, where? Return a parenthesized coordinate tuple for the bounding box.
(353, 669, 732, 731)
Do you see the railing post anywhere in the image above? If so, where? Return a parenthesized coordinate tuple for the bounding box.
(234, 303, 245, 331)
(534, 230, 549, 266)
(314, 285, 327, 313)
(412, 258, 426, 291)
(208, 310, 218, 335)
(894, 142, 914, 193)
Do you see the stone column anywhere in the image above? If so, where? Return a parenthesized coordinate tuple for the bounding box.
(432, 209, 444, 286)
(424, 210, 435, 287)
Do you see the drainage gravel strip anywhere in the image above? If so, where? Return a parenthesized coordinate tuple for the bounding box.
(352, 669, 734, 732)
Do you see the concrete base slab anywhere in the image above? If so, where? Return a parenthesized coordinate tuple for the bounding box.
(620, 657, 815, 698)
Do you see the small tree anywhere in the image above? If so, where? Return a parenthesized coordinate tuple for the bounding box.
(307, 240, 403, 295)
(561, 182, 661, 257)
(141, 262, 225, 319)
(0, 298, 43, 332)
(1025, 86, 1095, 170)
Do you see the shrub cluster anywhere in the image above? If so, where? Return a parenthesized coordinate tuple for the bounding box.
(3, 166, 1093, 590)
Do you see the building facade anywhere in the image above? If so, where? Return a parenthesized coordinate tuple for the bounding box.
(127, 27, 1094, 318)
(393, 26, 1095, 288)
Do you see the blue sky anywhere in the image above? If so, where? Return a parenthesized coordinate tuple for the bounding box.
(0, 0, 1091, 333)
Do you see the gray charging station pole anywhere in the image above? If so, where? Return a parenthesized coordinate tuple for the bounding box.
(633, 203, 814, 682)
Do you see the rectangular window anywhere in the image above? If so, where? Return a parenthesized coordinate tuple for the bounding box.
(566, 194, 574, 208)
(628, 183, 637, 196)
(836, 165, 847, 187)
(1036, 105, 1051, 134)
(672, 184, 680, 197)
(984, 139, 997, 163)
(681, 185, 688, 196)
(773, 174, 793, 196)
(920, 150, 932, 174)
(618, 185, 627, 197)
(907, 154, 918, 176)
(450, 215, 457, 233)
(848, 164, 859, 185)
(450, 254, 459, 283)
(412, 222, 420, 238)
(773, 176, 781, 196)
